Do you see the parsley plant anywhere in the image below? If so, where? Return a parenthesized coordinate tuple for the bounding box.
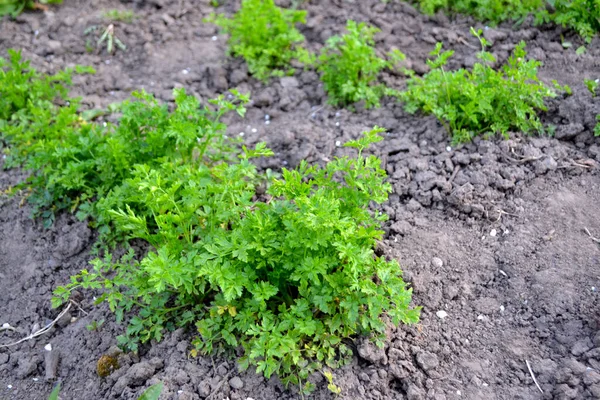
(209, 0, 313, 81)
(400, 28, 568, 143)
(317, 20, 404, 109)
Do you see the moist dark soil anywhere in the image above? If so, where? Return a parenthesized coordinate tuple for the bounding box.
(1, 0, 600, 399)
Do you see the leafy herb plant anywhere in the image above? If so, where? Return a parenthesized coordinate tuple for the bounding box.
(413, 0, 542, 25)
(209, 0, 312, 81)
(536, 0, 600, 43)
(400, 28, 567, 143)
(317, 20, 404, 109)
(54, 128, 418, 392)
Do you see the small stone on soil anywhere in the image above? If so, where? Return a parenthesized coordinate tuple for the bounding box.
(436, 310, 448, 320)
(431, 257, 443, 268)
(229, 376, 244, 390)
(416, 351, 439, 371)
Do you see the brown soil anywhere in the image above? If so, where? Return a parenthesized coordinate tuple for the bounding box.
(1, 0, 600, 399)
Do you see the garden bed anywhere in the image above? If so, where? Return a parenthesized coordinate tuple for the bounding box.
(1, 0, 600, 399)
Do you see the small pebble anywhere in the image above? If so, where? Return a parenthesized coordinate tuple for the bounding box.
(446, 146, 452, 152)
(499, 270, 507, 277)
(431, 257, 443, 268)
(500, 305, 505, 312)
(335, 122, 340, 127)
(457, 390, 462, 396)
(105, 60, 111, 65)
(436, 310, 448, 319)
(211, 36, 217, 41)
(265, 120, 270, 125)
(7, 385, 12, 389)
(177, 390, 183, 394)
(239, 132, 245, 137)
(182, 69, 189, 75)
(282, 161, 288, 166)
(592, 287, 597, 292)
(251, 128, 257, 133)
(264, 114, 270, 120)
(335, 140, 341, 147)
(44, 344, 52, 351)
(490, 229, 497, 237)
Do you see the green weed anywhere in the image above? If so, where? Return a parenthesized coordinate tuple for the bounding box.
(400, 28, 567, 143)
(317, 20, 404, 109)
(208, 0, 313, 81)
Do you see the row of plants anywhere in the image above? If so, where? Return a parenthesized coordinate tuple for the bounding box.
(0, 49, 419, 395)
(413, 0, 600, 43)
(212, 1, 579, 143)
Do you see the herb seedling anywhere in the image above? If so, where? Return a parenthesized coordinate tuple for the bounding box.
(84, 24, 126, 54)
(400, 28, 568, 143)
(317, 20, 404, 109)
(585, 78, 598, 97)
(86, 319, 105, 331)
(208, 0, 313, 81)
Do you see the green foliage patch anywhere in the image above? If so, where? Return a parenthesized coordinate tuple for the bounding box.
(400, 29, 568, 143)
(536, 0, 600, 43)
(1, 50, 418, 392)
(209, 0, 312, 81)
(317, 20, 404, 109)
(414, 0, 542, 25)
(0, 0, 61, 17)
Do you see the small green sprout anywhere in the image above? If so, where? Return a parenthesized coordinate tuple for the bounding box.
(84, 24, 126, 54)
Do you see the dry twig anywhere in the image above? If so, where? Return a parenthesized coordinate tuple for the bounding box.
(526, 359, 543, 394)
(0, 303, 72, 348)
(584, 227, 600, 244)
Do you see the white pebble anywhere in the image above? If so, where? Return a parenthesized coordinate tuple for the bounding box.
(500, 305, 505, 312)
(2, 323, 9, 329)
(282, 161, 288, 166)
(182, 69, 189, 75)
(44, 343, 52, 351)
(335, 122, 340, 127)
(103, 122, 107, 127)
(490, 229, 497, 237)
(335, 140, 341, 147)
(457, 390, 462, 396)
(251, 128, 257, 133)
(34, 30, 39, 36)
(105, 60, 111, 65)
(264, 114, 270, 120)
(446, 146, 452, 152)
(177, 390, 183, 394)
(32, 378, 38, 382)
(477, 315, 487, 321)
(436, 310, 448, 319)
(239, 132, 245, 137)
(499, 270, 507, 277)
(265, 120, 270, 125)
(211, 36, 217, 41)
(592, 287, 597, 292)
(7, 385, 12, 389)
